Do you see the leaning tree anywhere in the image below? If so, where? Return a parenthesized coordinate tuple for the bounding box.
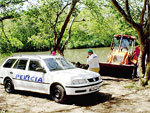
(50, 0, 80, 54)
(111, 0, 150, 86)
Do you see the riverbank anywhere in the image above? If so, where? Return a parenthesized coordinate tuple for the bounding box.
(0, 76, 150, 113)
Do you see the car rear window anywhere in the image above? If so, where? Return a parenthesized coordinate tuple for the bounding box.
(3, 59, 17, 68)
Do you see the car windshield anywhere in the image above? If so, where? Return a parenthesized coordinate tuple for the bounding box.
(113, 38, 133, 51)
(44, 58, 75, 71)
(121, 39, 129, 48)
(113, 38, 120, 48)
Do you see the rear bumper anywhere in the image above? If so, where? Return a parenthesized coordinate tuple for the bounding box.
(65, 80, 102, 95)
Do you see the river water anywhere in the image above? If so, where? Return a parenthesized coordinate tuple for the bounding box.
(0, 47, 111, 65)
(64, 47, 110, 63)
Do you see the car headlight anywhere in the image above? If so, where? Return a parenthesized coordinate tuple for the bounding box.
(72, 79, 87, 85)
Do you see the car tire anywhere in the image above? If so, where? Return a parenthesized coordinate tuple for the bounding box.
(4, 78, 14, 93)
(51, 85, 66, 103)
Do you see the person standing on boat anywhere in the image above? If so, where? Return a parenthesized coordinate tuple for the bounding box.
(87, 49, 100, 73)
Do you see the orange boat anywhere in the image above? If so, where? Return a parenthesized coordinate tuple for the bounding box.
(100, 35, 140, 79)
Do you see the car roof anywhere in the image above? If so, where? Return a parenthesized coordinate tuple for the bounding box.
(8, 55, 63, 59)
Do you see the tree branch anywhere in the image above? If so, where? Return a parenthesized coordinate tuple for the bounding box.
(111, 0, 139, 30)
(53, 2, 71, 28)
(0, 15, 14, 22)
(1, 21, 10, 43)
(140, 0, 147, 26)
(125, 0, 132, 19)
(0, 0, 28, 8)
(52, 2, 71, 42)
(60, 17, 76, 54)
(56, 0, 79, 49)
(53, 0, 80, 52)
(57, 18, 86, 23)
(144, 0, 150, 31)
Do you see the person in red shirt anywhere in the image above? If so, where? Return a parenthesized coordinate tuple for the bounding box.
(132, 45, 140, 64)
(52, 51, 56, 56)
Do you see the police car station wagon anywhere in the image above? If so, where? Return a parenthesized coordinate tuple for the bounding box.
(0, 55, 102, 103)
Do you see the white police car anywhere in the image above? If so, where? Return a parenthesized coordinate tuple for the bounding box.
(0, 55, 102, 103)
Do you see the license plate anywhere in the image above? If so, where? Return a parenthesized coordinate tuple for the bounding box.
(90, 85, 99, 91)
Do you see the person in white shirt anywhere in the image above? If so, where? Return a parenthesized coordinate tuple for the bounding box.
(87, 49, 100, 73)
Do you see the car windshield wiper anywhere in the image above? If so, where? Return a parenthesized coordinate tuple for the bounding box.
(51, 68, 64, 71)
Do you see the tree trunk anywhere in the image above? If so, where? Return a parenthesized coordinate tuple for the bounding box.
(53, 0, 79, 52)
(60, 17, 75, 56)
(48, 29, 52, 54)
(141, 0, 150, 85)
(139, 44, 146, 75)
(139, 44, 147, 86)
(145, 40, 150, 82)
(136, 29, 148, 86)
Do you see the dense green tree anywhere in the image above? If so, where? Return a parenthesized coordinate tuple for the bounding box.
(111, 0, 150, 86)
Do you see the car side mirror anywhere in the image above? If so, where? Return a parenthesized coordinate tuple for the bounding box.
(36, 67, 46, 73)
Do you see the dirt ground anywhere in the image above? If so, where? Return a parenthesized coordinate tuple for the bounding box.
(1, 76, 150, 113)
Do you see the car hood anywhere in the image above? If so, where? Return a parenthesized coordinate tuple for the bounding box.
(50, 68, 100, 80)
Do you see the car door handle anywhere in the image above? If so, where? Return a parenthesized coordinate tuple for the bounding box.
(10, 72, 13, 74)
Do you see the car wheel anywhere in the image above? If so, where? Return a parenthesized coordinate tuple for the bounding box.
(51, 85, 66, 103)
(4, 78, 14, 93)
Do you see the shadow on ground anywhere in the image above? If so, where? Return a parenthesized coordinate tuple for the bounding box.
(65, 92, 112, 106)
(12, 90, 112, 106)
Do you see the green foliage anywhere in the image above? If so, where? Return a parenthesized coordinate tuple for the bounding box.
(0, 36, 12, 54)
(27, 35, 50, 51)
(0, 0, 27, 19)
(0, 33, 23, 53)
(0, 0, 138, 54)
